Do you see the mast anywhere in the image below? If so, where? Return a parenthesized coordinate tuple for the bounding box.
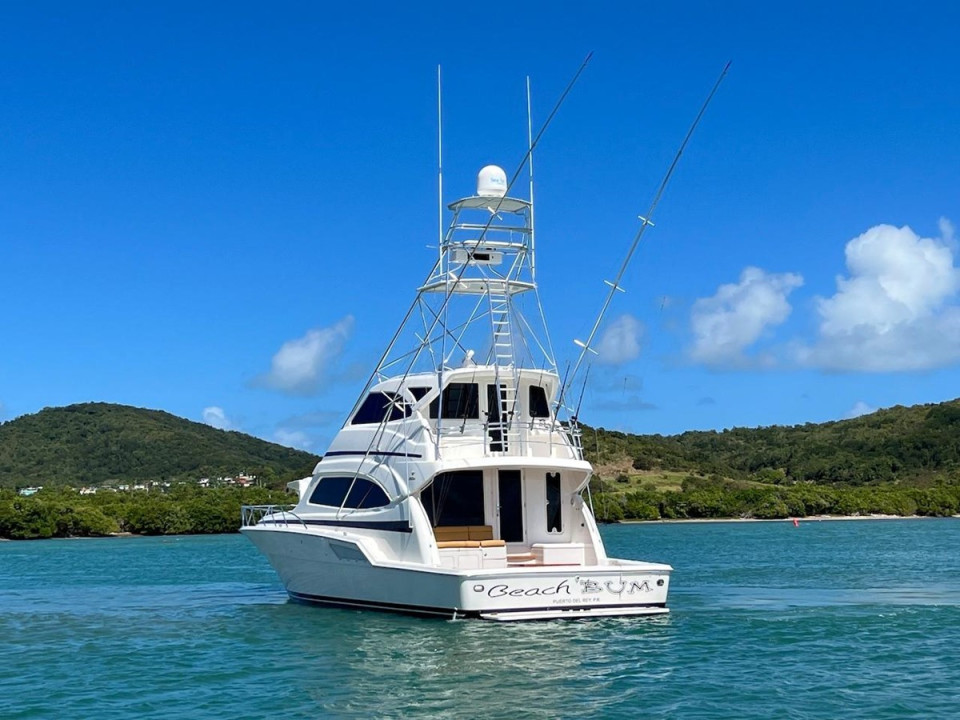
(526, 76, 536, 282)
(436, 64, 445, 450)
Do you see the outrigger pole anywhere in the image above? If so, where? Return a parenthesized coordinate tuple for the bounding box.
(557, 61, 731, 414)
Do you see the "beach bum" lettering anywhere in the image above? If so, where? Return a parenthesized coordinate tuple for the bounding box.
(578, 579, 652, 595)
(472, 578, 655, 599)
(480, 580, 572, 598)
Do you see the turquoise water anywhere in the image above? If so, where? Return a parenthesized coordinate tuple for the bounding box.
(2, 519, 959, 719)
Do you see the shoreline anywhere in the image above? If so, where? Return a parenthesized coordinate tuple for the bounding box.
(3, 514, 959, 541)
(621, 514, 960, 525)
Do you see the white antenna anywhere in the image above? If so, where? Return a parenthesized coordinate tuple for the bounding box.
(437, 65, 444, 267)
(436, 64, 446, 451)
(526, 75, 536, 281)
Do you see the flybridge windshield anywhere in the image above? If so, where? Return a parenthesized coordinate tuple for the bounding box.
(351, 392, 409, 425)
(429, 383, 479, 420)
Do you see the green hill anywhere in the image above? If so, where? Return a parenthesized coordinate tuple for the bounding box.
(586, 398, 960, 488)
(0, 403, 319, 488)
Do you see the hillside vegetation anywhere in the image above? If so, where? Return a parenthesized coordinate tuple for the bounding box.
(0, 403, 319, 488)
(2, 399, 959, 538)
(585, 398, 960, 487)
(582, 398, 960, 521)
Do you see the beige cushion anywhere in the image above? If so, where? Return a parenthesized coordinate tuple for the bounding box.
(467, 525, 494, 541)
(434, 526, 471, 541)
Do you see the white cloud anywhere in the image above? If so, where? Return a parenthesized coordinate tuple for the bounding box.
(594, 314, 643, 365)
(256, 316, 354, 395)
(845, 401, 876, 419)
(798, 223, 960, 371)
(280, 410, 343, 429)
(590, 394, 657, 412)
(690, 267, 803, 367)
(274, 428, 313, 450)
(940, 217, 956, 250)
(202, 406, 234, 430)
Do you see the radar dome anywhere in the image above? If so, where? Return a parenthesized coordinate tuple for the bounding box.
(476, 165, 507, 198)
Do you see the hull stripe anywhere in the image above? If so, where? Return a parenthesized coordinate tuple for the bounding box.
(321, 450, 423, 459)
(287, 591, 666, 620)
(257, 518, 412, 533)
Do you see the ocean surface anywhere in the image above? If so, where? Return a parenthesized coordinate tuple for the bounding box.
(2, 518, 958, 719)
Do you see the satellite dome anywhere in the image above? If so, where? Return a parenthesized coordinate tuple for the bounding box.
(476, 165, 507, 198)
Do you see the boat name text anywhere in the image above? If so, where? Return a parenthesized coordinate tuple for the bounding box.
(472, 579, 654, 599)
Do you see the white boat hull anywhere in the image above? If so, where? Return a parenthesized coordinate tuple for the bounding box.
(242, 526, 670, 621)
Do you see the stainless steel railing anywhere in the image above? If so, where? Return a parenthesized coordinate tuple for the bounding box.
(240, 504, 302, 528)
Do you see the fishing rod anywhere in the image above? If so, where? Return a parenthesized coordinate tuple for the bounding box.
(556, 61, 731, 414)
(572, 363, 591, 422)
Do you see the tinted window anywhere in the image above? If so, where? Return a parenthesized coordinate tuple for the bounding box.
(546, 472, 562, 532)
(351, 392, 408, 425)
(421, 470, 485, 526)
(409, 386, 431, 401)
(428, 383, 479, 420)
(308, 476, 390, 509)
(345, 479, 390, 509)
(529, 386, 550, 418)
(309, 476, 353, 507)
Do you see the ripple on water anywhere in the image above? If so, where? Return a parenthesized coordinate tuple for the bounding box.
(2, 521, 959, 719)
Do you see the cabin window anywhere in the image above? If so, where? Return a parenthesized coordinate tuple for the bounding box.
(309, 476, 390, 509)
(409, 386, 431, 402)
(351, 391, 408, 425)
(529, 386, 550, 418)
(546, 472, 562, 533)
(428, 383, 479, 420)
(421, 470, 484, 526)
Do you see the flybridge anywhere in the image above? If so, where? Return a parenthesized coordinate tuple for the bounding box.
(419, 183, 536, 298)
(373, 163, 554, 384)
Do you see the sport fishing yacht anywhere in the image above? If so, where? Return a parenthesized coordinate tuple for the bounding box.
(241, 163, 672, 620)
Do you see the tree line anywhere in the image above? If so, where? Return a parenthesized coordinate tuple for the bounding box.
(589, 475, 960, 522)
(584, 400, 960, 487)
(0, 486, 291, 540)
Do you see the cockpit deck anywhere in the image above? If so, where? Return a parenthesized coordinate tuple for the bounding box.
(433, 524, 588, 570)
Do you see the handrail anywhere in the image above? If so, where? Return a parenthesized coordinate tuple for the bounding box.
(241, 504, 303, 529)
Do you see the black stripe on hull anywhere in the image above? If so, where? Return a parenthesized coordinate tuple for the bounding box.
(287, 591, 666, 621)
(257, 518, 412, 533)
(321, 450, 423, 459)
(289, 592, 470, 618)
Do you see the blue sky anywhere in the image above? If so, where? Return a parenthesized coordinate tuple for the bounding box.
(2, 1, 959, 452)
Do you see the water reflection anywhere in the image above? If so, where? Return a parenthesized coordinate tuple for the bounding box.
(5, 525, 960, 720)
(241, 602, 678, 718)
